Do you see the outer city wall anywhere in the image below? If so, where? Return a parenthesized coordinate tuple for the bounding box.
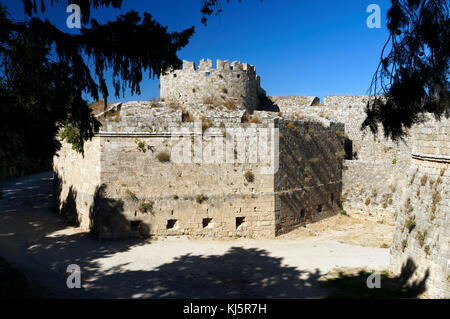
(273, 95, 412, 222)
(389, 117, 450, 298)
(275, 120, 344, 235)
(53, 115, 344, 239)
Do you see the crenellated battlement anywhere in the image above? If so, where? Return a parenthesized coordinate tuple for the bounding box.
(180, 59, 257, 74)
(160, 59, 263, 111)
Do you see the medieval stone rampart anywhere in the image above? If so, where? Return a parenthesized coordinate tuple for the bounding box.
(389, 116, 449, 298)
(160, 59, 263, 111)
(52, 57, 448, 297)
(271, 95, 412, 222)
(53, 102, 345, 239)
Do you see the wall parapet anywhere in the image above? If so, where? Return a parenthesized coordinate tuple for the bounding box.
(160, 58, 263, 111)
(179, 59, 257, 74)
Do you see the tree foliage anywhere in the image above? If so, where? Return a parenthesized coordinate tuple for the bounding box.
(200, 0, 244, 25)
(22, 0, 123, 24)
(363, 0, 449, 140)
(0, 1, 194, 177)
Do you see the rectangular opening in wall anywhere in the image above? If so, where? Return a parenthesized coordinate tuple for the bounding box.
(300, 209, 305, 219)
(236, 217, 245, 229)
(344, 138, 353, 160)
(317, 205, 323, 213)
(330, 193, 334, 204)
(173, 73, 177, 78)
(205, 72, 210, 77)
(202, 218, 213, 228)
(130, 221, 141, 231)
(167, 219, 178, 229)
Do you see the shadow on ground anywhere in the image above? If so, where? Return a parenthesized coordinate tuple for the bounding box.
(322, 258, 429, 299)
(0, 256, 33, 299)
(0, 171, 429, 299)
(0, 171, 327, 298)
(88, 247, 327, 298)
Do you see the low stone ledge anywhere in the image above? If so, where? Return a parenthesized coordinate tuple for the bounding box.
(411, 153, 450, 163)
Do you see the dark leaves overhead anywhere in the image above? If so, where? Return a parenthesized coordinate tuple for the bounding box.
(81, 11, 194, 97)
(364, 0, 450, 141)
(200, 0, 245, 25)
(19, 10, 194, 103)
(0, 1, 194, 177)
(22, 0, 123, 24)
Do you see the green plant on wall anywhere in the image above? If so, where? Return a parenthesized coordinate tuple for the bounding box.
(405, 218, 416, 232)
(61, 124, 84, 153)
(126, 189, 138, 202)
(134, 138, 147, 153)
(339, 210, 348, 216)
(416, 231, 426, 247)
(286, 122, 299, 134)
(138, 201, 154, 214)
(402, 239, 408, 251)
(335, 129, 344, 137)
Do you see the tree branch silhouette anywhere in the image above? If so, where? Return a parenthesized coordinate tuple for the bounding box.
(363, 0, 449, 141)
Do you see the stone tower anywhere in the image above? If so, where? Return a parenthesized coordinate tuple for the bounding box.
(160, 59, 264, 112)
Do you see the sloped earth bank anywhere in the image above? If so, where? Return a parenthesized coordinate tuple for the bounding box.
(0, 171, 393, 298)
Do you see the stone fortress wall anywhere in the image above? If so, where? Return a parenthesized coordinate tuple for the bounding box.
(389, 117, 449, 298)
(262, 95, 448, 297)
(53, 138, 101, 230)
(53, 93, 413, 235)
(275, 120, 344, 235)
(54, 103, 345, 238)
(52, 58, 448, 297)
(259, 95, 412, 223)
(160, 59, 263, 111)
(270, 96, 448, 297)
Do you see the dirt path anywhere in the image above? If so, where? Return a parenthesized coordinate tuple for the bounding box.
(0, 172, 393, 298)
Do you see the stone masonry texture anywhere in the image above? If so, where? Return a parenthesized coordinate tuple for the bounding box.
(53, 59, 449, 297)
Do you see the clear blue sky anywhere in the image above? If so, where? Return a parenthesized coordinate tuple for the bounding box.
(3, 0, 392, 102)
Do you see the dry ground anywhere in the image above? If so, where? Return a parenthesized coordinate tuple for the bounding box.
(0, 171, 397, 298)
(277, 213, 395, 248)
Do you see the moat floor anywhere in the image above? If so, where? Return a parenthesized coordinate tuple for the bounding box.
(0, 171, 391, 298)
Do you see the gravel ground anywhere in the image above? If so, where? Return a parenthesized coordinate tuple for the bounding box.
(0, 171, 392, 298)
